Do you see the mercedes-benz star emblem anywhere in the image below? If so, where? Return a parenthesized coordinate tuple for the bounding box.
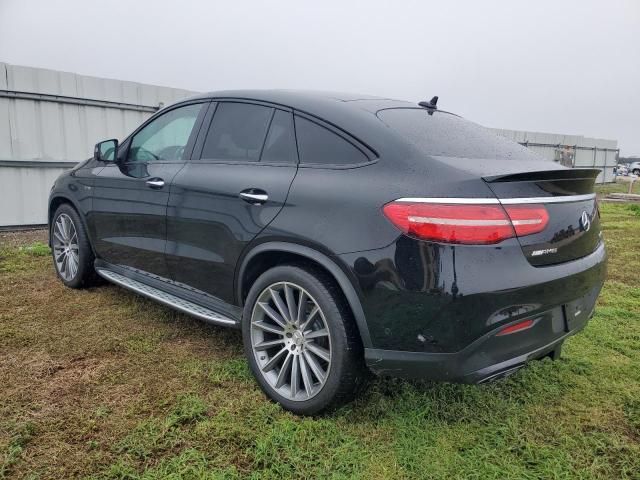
(580, 211, 591, 232)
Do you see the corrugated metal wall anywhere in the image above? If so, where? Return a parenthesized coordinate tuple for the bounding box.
(0, 62, 195, 226)
(490, 128, 618, 183)
(0, 62, 620, 227)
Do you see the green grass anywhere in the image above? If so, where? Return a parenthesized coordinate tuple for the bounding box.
(1, 205, 639, 479)
(626, 204, 640, 217)
(0, 241, 50, 274)
(595, 180, 640, 197)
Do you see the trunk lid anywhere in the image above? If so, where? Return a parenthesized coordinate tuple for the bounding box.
(483, 168, 602, 266)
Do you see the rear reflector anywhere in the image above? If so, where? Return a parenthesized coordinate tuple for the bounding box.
(382, 201, 549, 245)
(496, 319, 535, 336)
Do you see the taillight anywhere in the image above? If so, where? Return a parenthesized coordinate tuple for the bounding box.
(503, 205, 549, 237)
(382, 201, 548, 245)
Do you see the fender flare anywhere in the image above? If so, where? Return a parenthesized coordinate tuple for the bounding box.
(236, 241, 372, 348)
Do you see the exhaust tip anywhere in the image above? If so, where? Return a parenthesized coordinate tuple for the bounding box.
(478, 364, 524, 384)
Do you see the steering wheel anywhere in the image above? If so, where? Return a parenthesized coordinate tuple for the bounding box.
(132, 147, 159, 162)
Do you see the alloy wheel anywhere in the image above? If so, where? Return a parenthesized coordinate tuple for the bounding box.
(52, 213, 79, 281)
(250, 282, 332, 401)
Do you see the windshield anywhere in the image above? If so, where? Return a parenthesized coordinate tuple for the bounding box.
(377, 108, 536, 160)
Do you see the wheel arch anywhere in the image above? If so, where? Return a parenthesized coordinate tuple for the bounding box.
(48, 195, 93, 253)
(236, 242, 372, 348)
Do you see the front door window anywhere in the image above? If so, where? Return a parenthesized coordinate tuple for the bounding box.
(128, 103, 204, 163)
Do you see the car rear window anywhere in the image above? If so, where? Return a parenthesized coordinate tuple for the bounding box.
(377, 108, 532, 160)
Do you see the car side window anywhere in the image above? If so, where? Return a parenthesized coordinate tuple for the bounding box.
(201, 102, 273, 162)
(260, 110, 298, 164)
(128, 103, 204, 163)
(294, 116, 368, 166)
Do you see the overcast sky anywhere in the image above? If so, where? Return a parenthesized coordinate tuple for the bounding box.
(1, 0, 638, 155)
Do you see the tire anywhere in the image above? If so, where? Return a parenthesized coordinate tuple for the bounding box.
(633, 169, 640, 176)
(51, 203, 99, 288)
(242, 264, 367, 415)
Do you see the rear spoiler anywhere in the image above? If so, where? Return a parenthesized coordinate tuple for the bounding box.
(483, 168, 601, 183)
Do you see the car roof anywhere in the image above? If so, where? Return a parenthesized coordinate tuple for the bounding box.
(177, 90, 421, 157)
(184, 89, 413, 110)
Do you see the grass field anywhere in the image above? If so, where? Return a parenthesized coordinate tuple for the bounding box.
(595, 178, 640, 197)
(1, 202, 639, 479)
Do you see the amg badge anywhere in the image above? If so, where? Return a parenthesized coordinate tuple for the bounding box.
(531, 248, 558, 257)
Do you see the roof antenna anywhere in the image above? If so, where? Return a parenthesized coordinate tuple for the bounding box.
(418, 96, 438, 110)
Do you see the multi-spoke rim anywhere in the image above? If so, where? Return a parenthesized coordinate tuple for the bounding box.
(52, 213, 79, 281)
(250, 282, 332, 401)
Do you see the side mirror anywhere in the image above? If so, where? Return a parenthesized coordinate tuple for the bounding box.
(94, 139, 118, 163)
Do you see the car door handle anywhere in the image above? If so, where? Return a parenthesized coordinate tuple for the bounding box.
(239, 189, 268, 205)
(146, 178, 165, 189)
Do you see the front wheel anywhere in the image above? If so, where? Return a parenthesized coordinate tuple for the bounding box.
(242, 264, 367, 415)
(633, 169, 640, 176)
(51, 204, 98, 288)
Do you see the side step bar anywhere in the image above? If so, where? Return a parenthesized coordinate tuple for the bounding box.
(96, 268, 236, 327)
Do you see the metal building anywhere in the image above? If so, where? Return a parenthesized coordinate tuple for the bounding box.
(0, 62, 619, 228)
(490, 128, 618, 183)
(0, 62, 195, 227)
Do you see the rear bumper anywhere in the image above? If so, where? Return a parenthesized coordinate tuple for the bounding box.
(339, 236, 606, 381)
(364, 309, 588, 383)
(363, 274, 602, 383)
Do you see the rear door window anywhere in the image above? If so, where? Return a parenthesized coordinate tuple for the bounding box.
(261, 110, 298, 164)
(201, 102, 273, 161)
(294, 116, 368, 166)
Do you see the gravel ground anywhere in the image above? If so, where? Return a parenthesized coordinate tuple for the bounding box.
(0, 228, 47, 248)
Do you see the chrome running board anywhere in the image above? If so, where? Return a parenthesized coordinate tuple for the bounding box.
(96, 268, 236, 327)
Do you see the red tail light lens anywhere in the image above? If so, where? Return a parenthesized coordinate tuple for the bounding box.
(503, 204, 549, 237)
(382, 202, 514, 244)
(382, 201, 548, 245)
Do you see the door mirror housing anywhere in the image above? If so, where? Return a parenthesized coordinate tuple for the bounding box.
(94, 139, 118, 163)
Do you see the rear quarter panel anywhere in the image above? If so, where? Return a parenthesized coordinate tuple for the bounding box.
(262, 158, 500, 256)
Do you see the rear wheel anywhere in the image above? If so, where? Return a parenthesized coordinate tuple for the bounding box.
(51, 204, 98, 288)
(633, 169, 640, 176)
(242, 264, 367, 415)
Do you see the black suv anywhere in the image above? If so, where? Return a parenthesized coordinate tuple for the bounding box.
(49, 90, 606, 414)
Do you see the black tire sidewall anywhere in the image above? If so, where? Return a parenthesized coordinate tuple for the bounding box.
(242, 265, 355, 415)
(51, 204, 95, 288)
